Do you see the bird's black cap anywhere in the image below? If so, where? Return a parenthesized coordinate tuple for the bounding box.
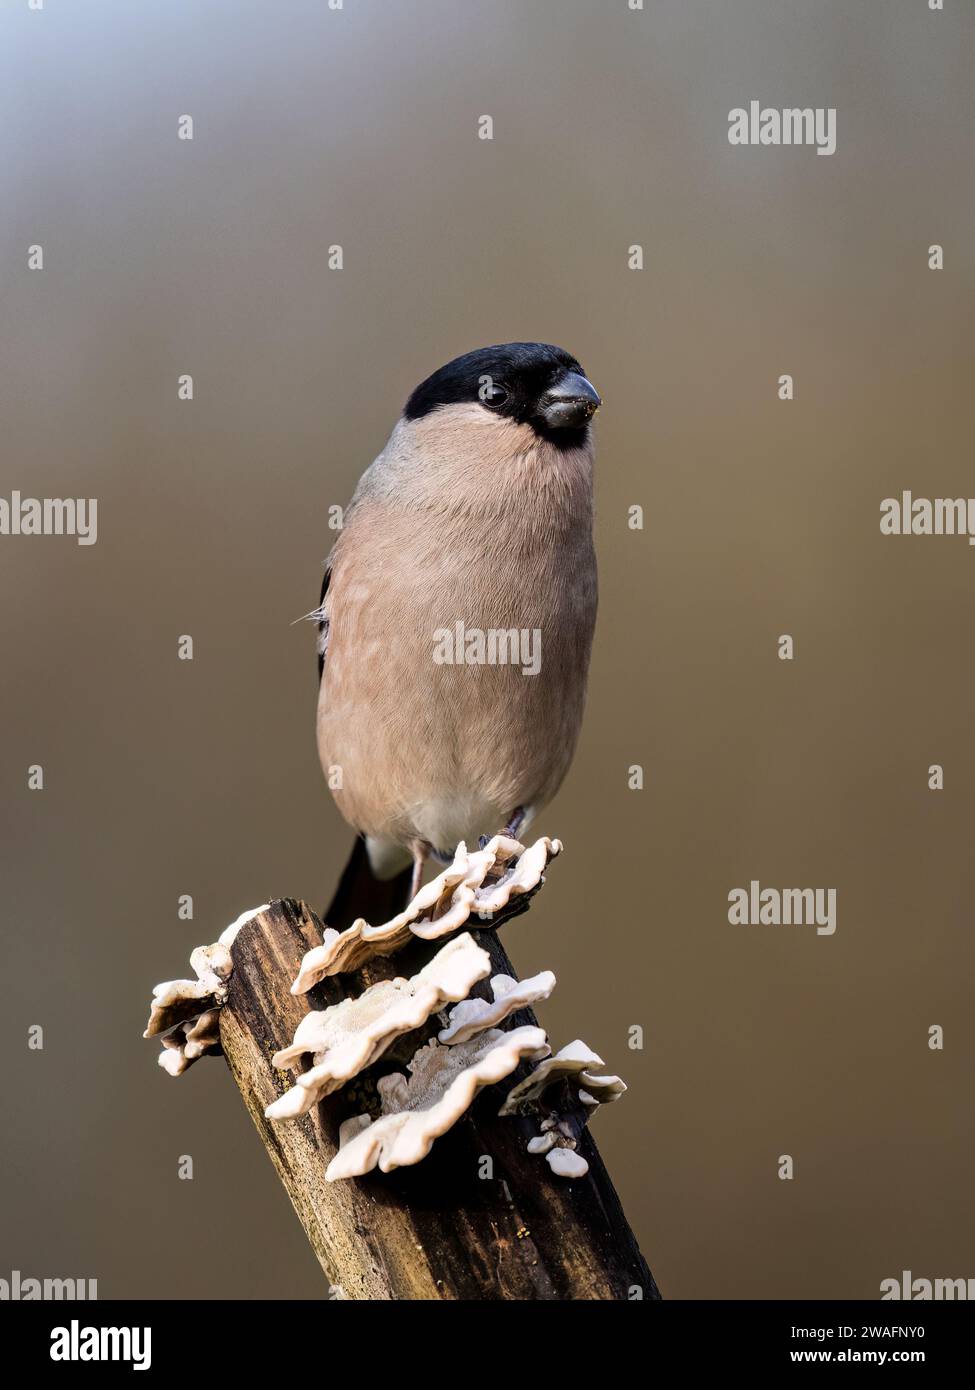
(404, 342, 600, 448)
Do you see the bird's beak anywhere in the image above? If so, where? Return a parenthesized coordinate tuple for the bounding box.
(538, 371, 601, 430)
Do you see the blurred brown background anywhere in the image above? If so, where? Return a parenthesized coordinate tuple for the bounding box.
(1, 0, 973, 1300)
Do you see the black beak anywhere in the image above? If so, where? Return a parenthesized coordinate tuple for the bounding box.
(538, 371, 601, 430)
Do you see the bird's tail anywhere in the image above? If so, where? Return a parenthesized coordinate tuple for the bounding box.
(323, 836, 414, 932)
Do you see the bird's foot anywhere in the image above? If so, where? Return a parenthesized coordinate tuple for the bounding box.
(503, 806, 526, 838)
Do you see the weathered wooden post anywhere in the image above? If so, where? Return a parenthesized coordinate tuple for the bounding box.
(218, 897, 658, 1300)
(145, 841, 659, 1301)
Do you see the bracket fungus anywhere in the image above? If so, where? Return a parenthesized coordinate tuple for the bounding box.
(438, 969, 556, 1045)
(526, 1115, 592, 1179)
(545, 1146, 590, 1180)
(143, 904, 269, 1074)
(579, 1073, 628, 1107)
(265, 933, 492, 1121)
(325, 1026, 549, 1181)
(157, 1008, 223, 1077)
(290, 835, 561, 990)
(498, 1039, 624, 1115)
(499, 1040, 628, 1181)
(143, 841, 633, 1199)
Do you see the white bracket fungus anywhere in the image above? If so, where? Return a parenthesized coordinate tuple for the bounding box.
(545, 1146, 590, 1180)
(499, 1040, 628, 1182)
(525, 1114, 591, 1179)
(291, 836, 561, 990)
(143, 904, 269, 1074)
(158, 1008, 223, 1077)
(438, 970, 556, 1045)
(142, 845, 634, 1194)
(265, 933, 492, 1121)
(579, 1073, 628, 1107)
(498, 1039, 622, 1115)
(325, 1025, 549, 1181)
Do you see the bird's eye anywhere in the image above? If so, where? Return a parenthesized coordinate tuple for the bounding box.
(477, 376, 508, 408)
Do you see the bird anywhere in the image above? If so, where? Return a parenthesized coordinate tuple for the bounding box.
(314, 342, 600, 929)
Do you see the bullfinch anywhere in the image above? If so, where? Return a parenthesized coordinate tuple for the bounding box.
(314, 342, 600, 926)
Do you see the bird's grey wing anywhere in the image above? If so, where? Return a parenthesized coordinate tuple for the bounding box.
(316, 566, 330, 681)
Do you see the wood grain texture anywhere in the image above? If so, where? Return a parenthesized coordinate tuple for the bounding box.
(219, 898, 659, 1301)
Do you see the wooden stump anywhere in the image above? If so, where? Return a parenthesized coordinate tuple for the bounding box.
(219, 898, 660, 1301)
